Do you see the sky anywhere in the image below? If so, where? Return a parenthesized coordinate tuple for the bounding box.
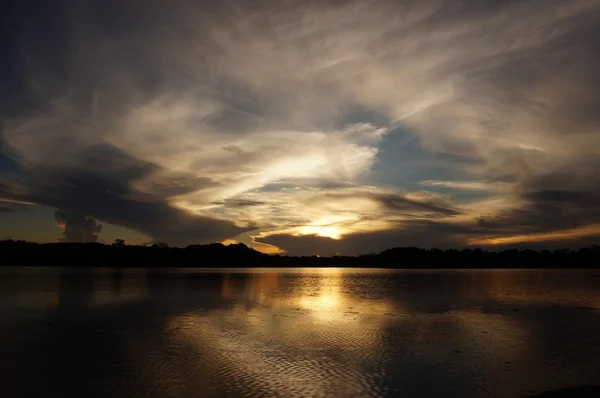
(1, 0, 600, 255)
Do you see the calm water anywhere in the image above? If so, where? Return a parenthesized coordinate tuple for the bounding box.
(1, 268, 600, 398)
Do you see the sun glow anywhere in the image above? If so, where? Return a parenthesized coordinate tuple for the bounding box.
(295, 215, 356, 239)
(297, 225, 343, 239)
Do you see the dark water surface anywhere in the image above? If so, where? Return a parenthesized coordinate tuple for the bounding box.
(1, 268, 600, 398)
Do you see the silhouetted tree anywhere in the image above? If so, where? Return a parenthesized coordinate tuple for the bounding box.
(1, 239, 599, 268)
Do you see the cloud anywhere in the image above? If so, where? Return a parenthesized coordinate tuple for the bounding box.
(256, 219, 473, 256)
(0, 200, 29, 212)
(208, 186, 461, 243)
(374, 192, 460, 217)
(420, 180, 512, 192)
(469, 224, 600, 248)
(1, 0, 600, 251)
(476, 166, 600, 235)
(213, 199, 267, 208)
(54, 210, 103, 243)
(0, 147, 248, 246)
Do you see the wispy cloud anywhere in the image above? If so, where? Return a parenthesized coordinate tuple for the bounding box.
(1, 0, 599, 250)
(420, 180, 512, 192)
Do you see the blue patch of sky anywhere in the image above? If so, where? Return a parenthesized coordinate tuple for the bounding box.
(0, 153, 21, 174)
(334, 106, 471, 193)
(258, 183, 298, 193)
(370, 125, 462, 189)
(370, 125, 495, 203)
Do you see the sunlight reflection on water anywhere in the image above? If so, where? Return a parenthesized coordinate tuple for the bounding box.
(1, 268, 600, 397)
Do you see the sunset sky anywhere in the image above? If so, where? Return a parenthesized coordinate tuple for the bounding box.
(1, 0, 600, 255)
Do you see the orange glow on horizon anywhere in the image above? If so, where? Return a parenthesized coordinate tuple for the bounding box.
(469, 224, 600, 246)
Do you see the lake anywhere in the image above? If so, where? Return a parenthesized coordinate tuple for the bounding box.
(1, 268, 600, 397)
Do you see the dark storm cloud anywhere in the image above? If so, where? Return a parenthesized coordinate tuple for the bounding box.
(0, 146, 247, 246)
(134, 173, 218, 199)
(0, 200, 29, 212)
(478, 167, 600, 235)
(54, 210, 102, 243)
(3, 173, 247, 246)
(0, 0, 248, 245)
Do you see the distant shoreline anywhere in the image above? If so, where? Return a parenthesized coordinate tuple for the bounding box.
(2, 240, 599, 269)
(1, 266, 598, 271)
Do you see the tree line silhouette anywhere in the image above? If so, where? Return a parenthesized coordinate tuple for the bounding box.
(1, 239, 600, 268)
